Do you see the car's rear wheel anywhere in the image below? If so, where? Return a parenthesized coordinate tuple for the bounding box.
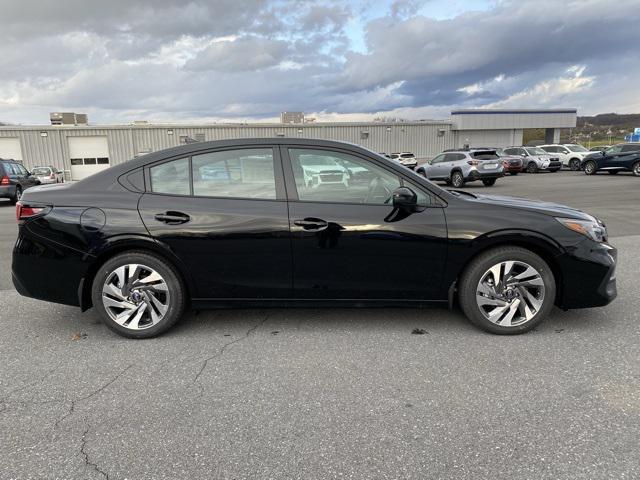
(569, 158, 581, 171)
(584, 161, 597, 175)
(10, 186, 22, 205)
(458, 247, 556, 334)
(91, 251, 185, 338)
(526, 162, 538, 174)
(632, 162, 640, 177)
(482, 178, 497, 186)
(451, 171, 465, 188)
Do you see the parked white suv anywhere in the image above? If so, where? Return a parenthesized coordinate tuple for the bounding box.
(389, 152, 418, 169)
(539, 144, 591, 171)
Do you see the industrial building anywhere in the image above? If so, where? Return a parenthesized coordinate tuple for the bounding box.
(0, 109, 577, 181)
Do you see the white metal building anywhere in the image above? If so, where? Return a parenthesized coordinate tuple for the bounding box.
(0, 109, 576, 181)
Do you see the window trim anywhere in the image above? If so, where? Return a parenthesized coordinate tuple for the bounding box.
(144, 145, 286, 201)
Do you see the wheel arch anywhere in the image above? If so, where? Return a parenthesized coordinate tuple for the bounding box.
(79, 236, 194, 311)
(449, 230, 565, 307)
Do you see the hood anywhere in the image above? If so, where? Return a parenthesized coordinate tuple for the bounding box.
(302, 165, 346, 174)
(454, 191, 594, 221)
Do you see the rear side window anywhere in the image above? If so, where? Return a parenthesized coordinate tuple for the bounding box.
(150, 158, 190, 195)
(192, 148, 276, 199)
(621, 144, 640, 153)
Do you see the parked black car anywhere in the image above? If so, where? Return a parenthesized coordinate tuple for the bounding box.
(582, 143, 640, 176)
(13, 139, 616, 338)
(1, 159, 40, 204)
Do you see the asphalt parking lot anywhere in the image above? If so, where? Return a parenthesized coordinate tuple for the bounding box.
(1, 170, 639, 479)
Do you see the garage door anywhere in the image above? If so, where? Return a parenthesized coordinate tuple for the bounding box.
(0, 138, 23, 161)
(68, 136, 110, 181)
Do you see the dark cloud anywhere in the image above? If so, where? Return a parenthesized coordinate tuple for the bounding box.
(0, 0, 638, 124)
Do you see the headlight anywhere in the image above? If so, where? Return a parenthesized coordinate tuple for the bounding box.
(556, 217, 607, 242)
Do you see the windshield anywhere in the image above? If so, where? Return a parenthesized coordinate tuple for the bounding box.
(567, 145, 588, 152)
(32, 167, 51, 175)
(525, 147, 547, 156)
(299, 156, 340, 167)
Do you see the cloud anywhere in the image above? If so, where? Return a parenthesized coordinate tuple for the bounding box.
(0, 0, 639, 124)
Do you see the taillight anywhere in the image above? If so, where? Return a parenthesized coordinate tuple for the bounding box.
(1, 175, 9, 185)
(16, 202, 48, 222)
(467, 160, 479, 166)
(50, 174, 55, 179)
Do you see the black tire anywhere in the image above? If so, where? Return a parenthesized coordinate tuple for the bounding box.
(526, 162, 538, 174)
(569, 158, 581, 171)
(549, 168, 560, 173)
(10, 186, 22, 205)
(451, 171, 465, 188)
(417, 169, 426, 177)
(458, 246, 556, 335)
(482, 178, 497, 186)
(584, 161, 597, 175)
(608, 170, 619, 175)
(509, 171, 518, 176)
(631, 162, 640, 177)
(91, 251, 186, 339)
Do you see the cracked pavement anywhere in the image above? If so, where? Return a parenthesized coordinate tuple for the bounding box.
(1, 172, 640, 479)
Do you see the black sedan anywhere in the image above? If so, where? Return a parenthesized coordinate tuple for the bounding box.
(582, 143, 640, 176)
(12, 139, 617, 338)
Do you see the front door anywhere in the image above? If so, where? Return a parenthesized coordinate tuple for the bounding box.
(282, 146, 448, 300)
(138, 146, 292, 299)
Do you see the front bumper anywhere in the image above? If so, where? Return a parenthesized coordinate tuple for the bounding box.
(557, 239, 617, 309)
(544, 160, 562, 171)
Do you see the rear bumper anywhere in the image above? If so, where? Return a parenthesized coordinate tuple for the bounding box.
(557, 240, 617, 309)
(465, 170, 504, 181)
(12, 228, 92, 307)
(504, 164, 523, 172)
(0, 185, 16, 199)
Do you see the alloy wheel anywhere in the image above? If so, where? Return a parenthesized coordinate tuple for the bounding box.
(101, 264, 170, 330)
(584, 161, 596, 174)
(475, 260, 545, 327)
(633, 162, 640, 177)
(570, 159, 580, 171)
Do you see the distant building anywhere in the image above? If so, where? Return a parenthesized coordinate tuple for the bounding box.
(50, 112, 88, 125)
(280, 112, 304, 124)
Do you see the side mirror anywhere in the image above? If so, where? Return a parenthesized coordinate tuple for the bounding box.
(392, 186, 417, 209)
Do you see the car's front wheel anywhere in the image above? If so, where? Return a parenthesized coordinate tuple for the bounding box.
(569, 159, 581, 171)
(458, 247, 556, 334)
(584, 161, 597, 175)
(91, 251, 186, 338)
(526, 162, 538, 174)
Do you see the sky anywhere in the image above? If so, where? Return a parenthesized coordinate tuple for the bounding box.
(1, 0, 639, 125)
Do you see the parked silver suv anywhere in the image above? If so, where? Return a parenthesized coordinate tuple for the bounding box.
(503, 146, 561, 173)
(416, 149, 504, 188)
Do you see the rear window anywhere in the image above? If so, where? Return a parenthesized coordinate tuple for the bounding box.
(400, 153, 414, 158)
(32, 167, 51, 175)
(471, 151, 499, 160)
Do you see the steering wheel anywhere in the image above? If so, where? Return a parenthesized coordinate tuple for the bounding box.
(365, 177, 393, 204)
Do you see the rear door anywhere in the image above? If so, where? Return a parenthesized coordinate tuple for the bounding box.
(282, 145, 448, 300)
(138, 146, 292, 299)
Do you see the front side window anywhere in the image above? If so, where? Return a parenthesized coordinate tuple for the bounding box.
(150, 158, 190, 195)
(192, 148, 276, 199)
(289, 149, 400, 205)
(605, 145, 623, 154)
(431, 154, 445, 164)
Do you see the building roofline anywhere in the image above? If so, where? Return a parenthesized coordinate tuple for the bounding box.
(451, 108, 577, 115)
(0, 120, 452, 131)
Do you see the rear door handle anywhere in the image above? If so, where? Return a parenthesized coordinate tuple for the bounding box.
(294, 218, 328, 231)
(154, 211, 191, 225)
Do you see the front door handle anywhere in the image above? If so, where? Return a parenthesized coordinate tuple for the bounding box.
(294, 218, 328, 231)
(154, 211, 191, 225)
